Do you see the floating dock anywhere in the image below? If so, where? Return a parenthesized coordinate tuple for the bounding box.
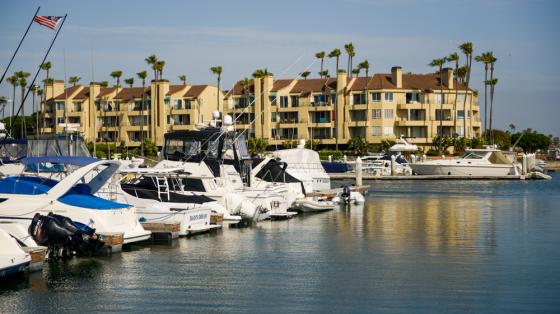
(141, 223, 180, 241)
(329, 173, 550, 180)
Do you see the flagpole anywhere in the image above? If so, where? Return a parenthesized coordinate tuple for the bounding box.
(0, 7, 40, 86)
(8, 13, 67, 138)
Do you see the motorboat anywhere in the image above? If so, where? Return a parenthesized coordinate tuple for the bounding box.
(270, 139, 331, 193)
(0, 228, 30, 278)
(294, 197, 337, 213)
(410, 146, 519, 176)
(98, 166, 233, 236)
(359, 137, 416, 176)
(156, 124, 300, 221)
(0, 156, 151, 244)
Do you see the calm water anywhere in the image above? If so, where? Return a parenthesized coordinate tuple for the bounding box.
(1, 174, 560, 313)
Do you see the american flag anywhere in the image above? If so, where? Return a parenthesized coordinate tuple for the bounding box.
(33, 16, 63, 30)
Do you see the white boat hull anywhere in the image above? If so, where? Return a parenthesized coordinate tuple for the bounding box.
(410, 163, 515, 176)
(0, 229, 30, 278)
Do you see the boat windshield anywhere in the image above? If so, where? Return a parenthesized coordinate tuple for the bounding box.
(462, 151, 486, 159)
(166, 139, 201, 159)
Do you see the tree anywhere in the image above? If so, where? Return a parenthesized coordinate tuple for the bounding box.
(483, 129, 510, 150)
(475, 51, 492, 132)
(318, 70, 329, 78)
(446, 52, 460, 134)
(30, 84, 39, 136)
(7, 75, 18, 126)
(509, 123, 516, 133)
(145, 54, 159, 81)
(16, 71, 31, 137)
(459, 42, 473, 138)
(178, 74, 187, 85)
(348, 136, 369, 156)
(155, 60, 165, 78)
(248, 138, 269, 155)
(69, 76, 81, 86)
(124, 77, 134, 88)
(40, 61, 52, 110)
(328, 48, 341, 74)
(110, 70, 123, 146)
(429, 58, 446, 154)
(456, 66, 467, 84)
(100, 81, 109, 88)
(300, 71, 310, 79)
(344, 42, 355, 76)
(487, 52, 498, 143)
(137, 70, 148, 156)
(511, 131, 551, 153)
(351, 68, 360, 76)
(210, 66, 222, 112)
(315, 51, 326, 78)
(36, 88, 43, 134)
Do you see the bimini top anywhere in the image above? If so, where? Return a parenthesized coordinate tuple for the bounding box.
(21, 156, 99, 167)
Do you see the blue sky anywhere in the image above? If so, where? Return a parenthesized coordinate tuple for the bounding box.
(1, 0, 559, 136)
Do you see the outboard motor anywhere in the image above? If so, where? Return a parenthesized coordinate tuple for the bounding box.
(29, 213, 104, 259)
(341, 186, 351, 204)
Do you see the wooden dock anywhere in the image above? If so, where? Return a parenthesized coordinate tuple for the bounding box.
(141, 223, 180, 242)
(329, 173, 540, 180)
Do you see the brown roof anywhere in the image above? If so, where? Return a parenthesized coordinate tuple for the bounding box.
(289, 78, 337, 94)
(349, 74, 466, 91)
(228, 80, 254, 96)
(73, 87, 90, 100)
(97, 87, 117, 98)
(53, 86, 82, 100)
(166, 85, 188, 96)
(115, 87, 151, 101)
(270, 79, 293, 92)
(183, 85, 207, 98)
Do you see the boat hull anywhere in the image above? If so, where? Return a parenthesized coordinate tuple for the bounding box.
(410, 163, 515, 176)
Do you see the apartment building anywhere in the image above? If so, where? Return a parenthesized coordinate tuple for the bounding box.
(40, 80, 222, 147)
(223, 67, 481, 150)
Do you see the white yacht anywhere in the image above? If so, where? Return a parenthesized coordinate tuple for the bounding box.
(0, 228, 30, 278)
(98, 166, 235, 236)
(0, 157, 151, 244)
(270, 139, 331, 193)
(410, 146, 519, 176)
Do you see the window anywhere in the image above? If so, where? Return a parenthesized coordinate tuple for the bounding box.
(371, 92, 381, 102)
(313, 95, 327, 106)
(56, 102, 65, 111)
(280, 96, 288, 108)
(56, 117, 65, 125)
(384, 92, 393, 102)
(406, 92, 422, 104)
(73, 101, 82, 112)
(184, 99, 192, 109)
(291, 95, 299, 107)
(457, 126, 465, 136)
(271, 112, 277, 122)
(457, 110, 465, 119)
(173, 114, 190, 125)
(435, 94, 445, 104)
(353, 93, 366, 105)
(383, 126, 394, 136)
(372, 109, 381, 119)
(384, 109, 393, 119)
(164, 96, 170, 107)
(173, 99, 183, 110)
(166, 115, 171, 124)
(69, 117, 80, 124)
(372, 126, 381, 136)
(269, 95, 277, 106)
(133, 100, 144, 111)
(350, 110, 367, 121)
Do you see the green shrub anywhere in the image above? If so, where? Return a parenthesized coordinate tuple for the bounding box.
(319, 150, 343, 160)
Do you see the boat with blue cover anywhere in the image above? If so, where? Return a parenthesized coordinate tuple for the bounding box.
(0, 156, 151, 245)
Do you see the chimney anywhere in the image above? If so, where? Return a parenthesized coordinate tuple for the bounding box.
(391, 66, 402, 88)
(442, 68, 453, 89)
(336, 69, 347, 93)
(45, 80, 65, 101)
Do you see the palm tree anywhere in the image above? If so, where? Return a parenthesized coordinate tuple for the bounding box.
(300, 71, 310, 80)
(30, 85, 38, 136)
(315, 51, 326, 78)
(145, 54, 159, 81)
(178, 75, 187, 85)
(328, 48, 342, 74)
(36, 88, 43, 134)
(446, 52, 460, 135)
(16, 71, 30, 137)
(40, 61, 52, 109)
(124, 77, 134, 88)
(487, 52, 497, 140)
(318, 70, 329, 78)
(458, 42, 473, 137)
(344, 43, 355, 76)
(509, 123, 516, 133)
(7, 75, 18, 127)
(110, 70, 123, 144)
(155, 60, 165, 78)
(429, 58, 446, 154)
(456, 66, 467, 84)
(100, 81, 109, 88)
(210, 66, 222, 112)
(137, 70, 148, 156)
(69, 76, 81, 86)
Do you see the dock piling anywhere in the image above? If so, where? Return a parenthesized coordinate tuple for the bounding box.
(356, 157, 363, 187)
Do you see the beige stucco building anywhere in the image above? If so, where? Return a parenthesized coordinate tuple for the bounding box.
(39, 66, 480, 151)
(224, 66, 481, 150)
(40, 80, 222, 147)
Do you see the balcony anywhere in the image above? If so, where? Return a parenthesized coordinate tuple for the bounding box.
(395, 118, 427, 126)
(397, 102, 426, 110)
(348, 121, 368, 127)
